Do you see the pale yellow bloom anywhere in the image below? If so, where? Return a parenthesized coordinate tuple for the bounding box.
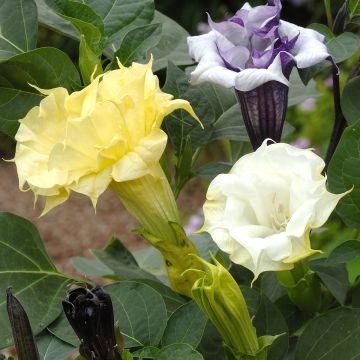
(14, 59, 199, 216)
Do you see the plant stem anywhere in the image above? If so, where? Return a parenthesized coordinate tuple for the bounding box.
(324, 0, 333, 28)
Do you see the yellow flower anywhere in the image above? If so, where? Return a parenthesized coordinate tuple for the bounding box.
(14, 58, 199, 216)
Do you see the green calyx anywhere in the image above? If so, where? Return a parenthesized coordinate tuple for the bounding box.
(277, 261, 322, 315)
(137, 222, 204, 297)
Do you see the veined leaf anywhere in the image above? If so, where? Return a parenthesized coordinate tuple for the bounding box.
(0, 213, 73, 349)
(0, 0, 38, 61)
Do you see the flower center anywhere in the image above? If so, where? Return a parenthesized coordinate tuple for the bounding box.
(270, 192, 289, 232)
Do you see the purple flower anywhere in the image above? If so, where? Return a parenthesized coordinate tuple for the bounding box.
(187, 0, 331, 148)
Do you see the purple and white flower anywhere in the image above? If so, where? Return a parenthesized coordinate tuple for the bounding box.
(187, 0, 331, 148)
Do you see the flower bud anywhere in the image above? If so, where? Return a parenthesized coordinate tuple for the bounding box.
(189, 258, 260, 357)
(6, 288, 40, 360)
(62, 285, 121, 360)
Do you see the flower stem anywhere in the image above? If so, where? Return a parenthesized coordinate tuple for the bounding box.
(324, 68, 346, 171)
(324, 0, 333, 28)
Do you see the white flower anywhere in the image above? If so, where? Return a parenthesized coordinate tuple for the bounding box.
(202, 140, 349, 278)
(187, 0, 330, 91)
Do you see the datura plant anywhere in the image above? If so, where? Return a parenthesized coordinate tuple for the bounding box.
(0, 0, 360, 359)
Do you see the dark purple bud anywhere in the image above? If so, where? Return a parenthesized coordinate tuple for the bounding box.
(62, 285, 122, 360)
(235, 81, 289, 149)
(333, 1, 349, 35)
(6, 288, 40, 360)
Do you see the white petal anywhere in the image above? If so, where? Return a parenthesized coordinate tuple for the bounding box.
(234, 54, 289, 91)
(279, 20, 330, 68)
(188, 31, 238, 88)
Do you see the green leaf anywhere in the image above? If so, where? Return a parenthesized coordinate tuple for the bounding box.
(241, 287, 289, 360)
(0, 89, 42, 138)
(161, 301, 207, 348)
(47, 0, 105, 50)
(0, 0, 38, 61)
(151, 11, 193, 72)
(71, 256, 114, 278)
(132, 246, 168, 284)
(36, 331, 76, 360)
(91, 237, 158, 281)
(0, 213, 72, 349)
(156, 343, 203, 360)
(105, 281, 168, 348)
(326, 240, 360, 264)
(308, 23, 335, 40)
(79, 34, 102, 84)
(253, 295, 289, 360)
(113, 23, 162, 67)
(189, 233, 220, 262)
(350, 0, 360, 17)
(196, 162, 233, 181)
(35, 0, 77, 39)
(133, 279, 185, 316)
(79, 0, 155, 53)
(47, 313, 79, 347)
(310, 261, 349, 305)
(163, 62, 236, 152)
(0, 47, 80, 91)
(342, 76, 360, 125)
(328, 121, 360, 228)
(0, 47, 80, 137)
(295, 307, 360, 360)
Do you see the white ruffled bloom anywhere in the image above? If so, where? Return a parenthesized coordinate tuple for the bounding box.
(202, 141, 349, 278)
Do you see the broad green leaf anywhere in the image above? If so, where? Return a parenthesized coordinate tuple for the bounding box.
(242, 287, 289, 360)
(47, 313, 79, 347)
(0, 89, 42, 138)
(326, 240, 360, 264)
(0, 47, 80, 137)
(113, 23, 162, 67)
(36, 331, 76, 360)
(0, 0, 38, 61)
(132, 246, 168, 284)
(308, 23, 335, 40)
(310, 261, 349, 305)
(0, 47, 80, 91)
(151, 11, 193, 72)
(45, 0, 104, 53)
(0, 213, 72, 349)
(342, 76, 360, 125)
(295, 307, 360, 360)
(350, 0, 360, 17)
(163, 62, 236, 152)
(35, 0, 77, 39)
(78, 0, 155, 53)
(71, 256, 114, 277)
(197, 322, 225, 360)
(328, 32, 360, 63)
(259, 272, 287, 303)
(161, 301, 207, 348)
(327, 121, 360, 228)
(156, 343, 203, 360)
(135, 279, 185, 316)
(105, 281, 168, 348)
(189, 233, 220, 262)
(91, 237, 158, 281)
(196, 162, 233, 181)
